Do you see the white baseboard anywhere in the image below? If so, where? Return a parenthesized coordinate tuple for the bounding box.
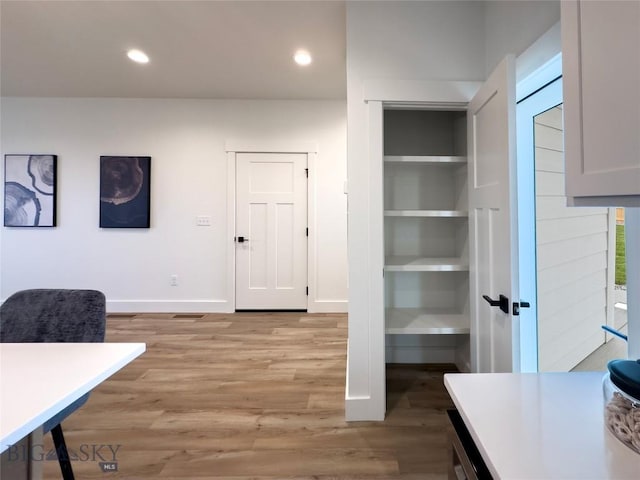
(106, 299, 346, 314)
(344, 345, 384, 421)
(308, 300, 348, 313)
(106, 300, 232, 314)
(345, 395, 385, 421)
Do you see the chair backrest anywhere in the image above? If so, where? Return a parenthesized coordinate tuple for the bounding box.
(0, 289, 106, 343)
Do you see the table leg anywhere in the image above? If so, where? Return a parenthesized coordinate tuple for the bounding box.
(0, 427, 43, 480)
(30, 427, 43, 480)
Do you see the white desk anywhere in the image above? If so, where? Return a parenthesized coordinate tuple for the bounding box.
(0, 342, 145, 453)
(445, 372, 640, 479)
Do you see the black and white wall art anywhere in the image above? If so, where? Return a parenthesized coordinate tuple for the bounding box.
(4, 154, 57, 227)
(99, 156, 151, 228)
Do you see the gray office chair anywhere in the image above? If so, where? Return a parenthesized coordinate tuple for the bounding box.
(0, 289, 106, 480)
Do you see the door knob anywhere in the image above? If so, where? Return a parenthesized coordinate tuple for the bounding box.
(482, 294, 509, 314)
(236, 236, 249, 243)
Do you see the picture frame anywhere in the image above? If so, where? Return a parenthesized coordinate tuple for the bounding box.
(4, 154, 57, 227)
(99, 156, 151, 228)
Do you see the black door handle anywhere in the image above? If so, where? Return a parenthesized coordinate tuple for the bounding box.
(482, 294, 509, 314)
(236, 236, 249, 243)
(513, 300, 530, 316)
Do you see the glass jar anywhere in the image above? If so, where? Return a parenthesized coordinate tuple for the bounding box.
(603, 359, 640, 454)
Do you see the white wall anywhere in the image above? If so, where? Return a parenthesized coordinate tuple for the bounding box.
(485, 0, 560, 76)
(0, 98, 348, 313)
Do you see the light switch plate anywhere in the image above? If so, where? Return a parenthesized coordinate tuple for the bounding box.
(196, 216, 211, 226)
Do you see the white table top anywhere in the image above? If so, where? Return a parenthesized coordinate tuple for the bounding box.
(0, 343, 145, 453)
(445, 372, 640, 480)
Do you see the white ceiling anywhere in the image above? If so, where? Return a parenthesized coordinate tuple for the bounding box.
(0, 0, 346, 99)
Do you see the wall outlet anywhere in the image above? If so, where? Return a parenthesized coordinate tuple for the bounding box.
(170, 274, 178, 286)
(196, 216, 211, 226)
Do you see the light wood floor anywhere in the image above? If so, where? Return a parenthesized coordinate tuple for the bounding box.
(42, 312, 455, 479)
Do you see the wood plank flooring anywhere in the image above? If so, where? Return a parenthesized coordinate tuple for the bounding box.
(40, 312, 456, 479)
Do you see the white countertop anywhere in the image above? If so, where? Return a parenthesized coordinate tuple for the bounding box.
(0, 342, 145, 452)
(445, 372, 640, 480)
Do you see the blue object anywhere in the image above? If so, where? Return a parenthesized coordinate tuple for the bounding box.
(607, 359, 640, 400)
(601, 325, 628, 341)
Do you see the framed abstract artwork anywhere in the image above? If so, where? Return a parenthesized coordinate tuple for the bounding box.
(99, 156, 151, 228)
(4, 154, 57, 227)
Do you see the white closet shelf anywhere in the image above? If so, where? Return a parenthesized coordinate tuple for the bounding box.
(384, 210, 468, 217)
(385, 308, 470, 334)
(384, 256, 469, 271)
(384, 155, 467, 164)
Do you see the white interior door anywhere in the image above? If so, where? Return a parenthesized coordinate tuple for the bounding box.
(468, 55, 520, 372)
(235, 152, 308, 310)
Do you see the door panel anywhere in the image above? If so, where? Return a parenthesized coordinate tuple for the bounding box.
(468, 55, 519, 373)
(249, 203, 268, 288)
(276, 203, 295, 287)
(236, 152, 307, 310)
(474, 93, 503, 189)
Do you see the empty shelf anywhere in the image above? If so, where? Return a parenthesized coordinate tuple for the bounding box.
(384, 256, 469, 272)
(384, 155, 467, 164)
(384, 210, 468, 217)
(385, 308, 470, 334)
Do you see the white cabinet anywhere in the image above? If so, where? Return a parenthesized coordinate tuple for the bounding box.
(561, 0, 640, 206)
(383, 110, 470, 338)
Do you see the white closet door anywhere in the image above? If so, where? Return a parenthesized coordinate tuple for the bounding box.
(235, 152, 308, 310)
(468, 55, 520, 373)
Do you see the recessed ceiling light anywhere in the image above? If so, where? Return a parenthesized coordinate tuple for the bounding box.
(127, 49, 149, 64)
(294, 50, 312, 66)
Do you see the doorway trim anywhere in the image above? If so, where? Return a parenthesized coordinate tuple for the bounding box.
(225, 141, 318, 312)
(516, 76, 563, 372)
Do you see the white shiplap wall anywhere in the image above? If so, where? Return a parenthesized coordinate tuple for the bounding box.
(535, 106, 614, 371)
